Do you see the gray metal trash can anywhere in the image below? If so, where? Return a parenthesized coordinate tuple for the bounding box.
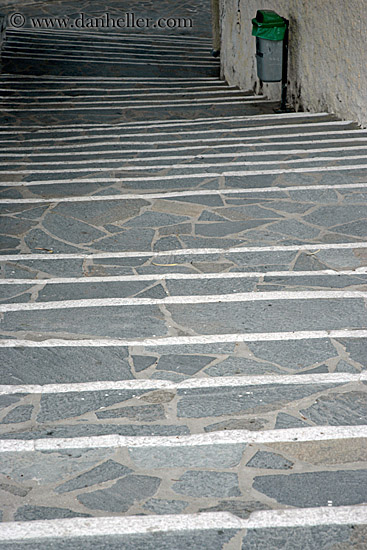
(255, 37, 283, 82)
(252, 10, 287, 82)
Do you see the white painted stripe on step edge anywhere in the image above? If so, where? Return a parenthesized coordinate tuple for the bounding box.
(2, 506, 367, 541)
(3, 135, 367, 156)
(0, 89, 246, 100)
(1, 426, 367, 454)
(1, 181, 367, 201)
(1, 56, 219, 68)
(1, 290, 366, 312)
(0, 85, 233, 96)
(2, 268, 366, 285)
(0, 372, 365, 396)
(0, 120, 351, 139)
(1, 242, 366, 261)
(0, 127, 361, 149)
(0, 112, 335, 133)
(0, 329, 366, 348)
(3, 145, 367, 166)
(3, 154, 367, 174)
(1, 120, 356, 145)
(0, 507, 367, 541)
(0, 75, 218, 80)
(1, 99, 269, 112)
(2, 164, 367, 185)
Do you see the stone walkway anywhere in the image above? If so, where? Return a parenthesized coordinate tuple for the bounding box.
(0, 1, 367, 548)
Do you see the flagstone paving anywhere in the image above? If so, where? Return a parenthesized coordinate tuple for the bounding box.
(0, 0, 367, 548)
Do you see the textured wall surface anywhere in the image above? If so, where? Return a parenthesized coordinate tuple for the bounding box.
(220, 0, 367, 127)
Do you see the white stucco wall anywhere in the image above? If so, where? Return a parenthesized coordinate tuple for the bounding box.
(220, 0, 367, 127)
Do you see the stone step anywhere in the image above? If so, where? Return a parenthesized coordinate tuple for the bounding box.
(0, 427, 366, 523)
(1, 185, 366, 253)
(0, 372, 366, 438)
(0, 332, 365, 384)
(0, 119, 358, 146)
(1, 507, 367, 549)
(2, 273, 367, 305)
(1, 244, 367, 278)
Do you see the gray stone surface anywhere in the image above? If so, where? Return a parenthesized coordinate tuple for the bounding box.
(129, 444, 246, 469)
(143, 499, 188, 514)
(1, 405, 33, 424)
(300, 391, 367, 425)
(77, 475, 161, 512)
(246, 451, 293, 470)
(95, 405, 165, 421)
(173, 471, 241, 497)
(253, 469, 367, 507)
(14, 506, 91, 521)
(55, 460, 132, 494)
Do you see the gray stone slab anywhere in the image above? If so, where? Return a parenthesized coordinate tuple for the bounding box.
(129, 443, 246, 469)
(173, 471, 241, 498)
(95, 404, 165, 421)
(132, 355, 157, 373)
(300, 391, 367, 425)
(204, 357, 282, 376)
(1, 449, 113, 484)
(241, 525, 362, 550)
(1, 405, 33, 424)
(156, 354, 213, 375)
(55, 460, 132, 494)
(143, 498, 188, 515)
(3, 305, 168, 339)
(246, 451, 293, 470)
(0, 348, 133, 384)
(177, 383, 341, 418)
(274, 413, 310, 429)
(200, 500, 270, 519)
(167, 299, 367, 336)
(77, 475, 161, 512)
(253, 469, 367, 507)
(204, 418, 268, 432)
(14, 506, 91, 521)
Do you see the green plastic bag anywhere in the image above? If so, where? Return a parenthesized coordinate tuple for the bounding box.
(252, 10, 287, 41)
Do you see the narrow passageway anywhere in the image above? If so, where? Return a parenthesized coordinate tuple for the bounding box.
(0, 1, 366, 547)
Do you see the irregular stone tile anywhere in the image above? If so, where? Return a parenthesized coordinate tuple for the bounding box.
(173, 471, 241, 498)
(143, 498, 188, 515)
(132, 355, 157, 373)
(300, 391, 367, 425)
(42, 213, 105, 244)
(274, 413, 310, 429)
(156, 354, 213, 375)
(269, 438, 367, 465)
(204, 357, 282, 376)
(4, 305, 167, 339)
(129, 444, 246, 469)
(53, 200, 149, 226)
(56, 459, 132, 493)
(139, 391, 175, 404)
(198, 211, 230, 222)
(92, 229, 155, 252)
(0, 217, 36, 236)
(204, 418, 268, 432)
(195, 220, 267, 237)
(200, 499, 270, 519)
(268, 219, 320, 239)
(77, 475, 161, 512)
(1, 449, 113, 484)
(0, 348, 133, 384)
(14, 506, 91, 521)
(246, 451, 293, 470)
(334, 360, 360, 373)
(134, 283, 167, 299)
(1, 405, 33, 424)
(125, 211, 189, 228)
(177, 384, 341, 418)
(95, 404, 165, 421)
(165, 278, 256, 296)
(304, 205, 367, 228)
(37, 390, 145, 422)
(24, 228, 83, 253)
(0, 395, 22, 411)
(0, 235, 21, 251)
(253, 469, 367, 507)
(241, 525, 356, 550)
(247, 339, 337, 370)
(0, 483, 30, 497)
(340, 338, 367, 367)
(153, 236, 183, 251)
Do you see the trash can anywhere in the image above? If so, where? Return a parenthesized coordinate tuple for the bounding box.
(252, 10, 287, 82)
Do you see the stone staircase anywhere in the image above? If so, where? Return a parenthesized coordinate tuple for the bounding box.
(0, 11, 367, 550)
